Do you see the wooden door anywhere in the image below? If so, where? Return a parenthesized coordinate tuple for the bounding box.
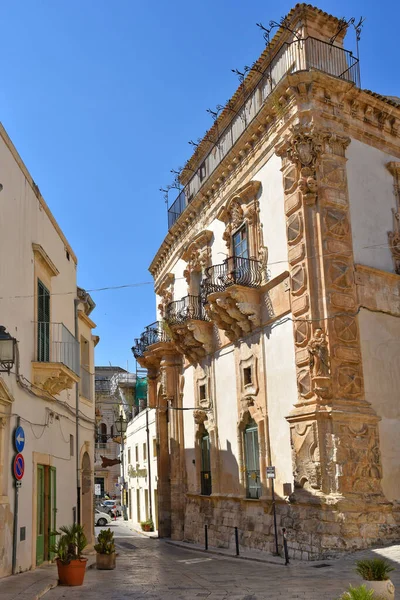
(36, 465, 45, 565)
(49, 467, 57, 559)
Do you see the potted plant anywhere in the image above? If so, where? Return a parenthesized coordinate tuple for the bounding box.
(355, 558, 395, 599)
(51, 524, 88, 586)
(140, 518, 154, 532)
(94, 528, 116, 570)
(339, 584, 375, 599)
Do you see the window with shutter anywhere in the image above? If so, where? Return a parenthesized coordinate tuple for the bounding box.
(37, 280, 50, 362)
(244, 420, 261, 499)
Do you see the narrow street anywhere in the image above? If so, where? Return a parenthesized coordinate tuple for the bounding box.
(42, 521, 400, 600)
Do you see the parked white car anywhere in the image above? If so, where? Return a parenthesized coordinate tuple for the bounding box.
(94, 509, 112, 527)
(101, 499, 121, 517)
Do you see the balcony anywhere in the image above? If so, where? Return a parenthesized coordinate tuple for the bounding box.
(131, 321, 174, 368)
(165, 295, 213, 363)
(203, 257, 263, 341)
(167, 36, 360, 229)
(32, 322, 80, 396)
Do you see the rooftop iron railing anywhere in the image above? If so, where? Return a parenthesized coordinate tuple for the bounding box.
(131, 321, 170, 359)
(168, 36, 360, 228)
(203, 256, 263, 296)
(165, 295, 208, 326)
(36, 322, 80, 376)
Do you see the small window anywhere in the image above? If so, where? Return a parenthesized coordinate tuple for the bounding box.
(143, 442, 147, 462)
(199, 384, 206, 402)
(128, 448, 131, 465)
(66, 250, 70, 261)
(153, 438, 157, 457)
(70, 435, 74, 456)
(243, 367, 252, 387)
(135, 445, 139, 463)
(199, 161, 206, 181)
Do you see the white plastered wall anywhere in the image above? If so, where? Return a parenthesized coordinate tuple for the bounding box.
(255, 153, 288, 279)
(214, 347, 240, 495)
(182, 366, 196, 492)
(358, 309, 400, 503)
(264, 317, 297, 495)
(347, 138, 397, 272)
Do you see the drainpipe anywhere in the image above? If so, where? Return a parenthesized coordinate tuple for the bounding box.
(146, 408, 153, 522)
(74, 298, 81, 525)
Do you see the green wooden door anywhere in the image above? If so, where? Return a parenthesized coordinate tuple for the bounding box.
(244, 420, 261, 499)
(49, 467, 57, 560)
(36, 465, 45, 565)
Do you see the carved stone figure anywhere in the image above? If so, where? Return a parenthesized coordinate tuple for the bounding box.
(308, 329, 330, 378)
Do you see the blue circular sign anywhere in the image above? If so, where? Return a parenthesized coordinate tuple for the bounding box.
(14, 426, 25, 453)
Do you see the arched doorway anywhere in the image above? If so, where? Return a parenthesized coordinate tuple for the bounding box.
(81, 452, 93, 544)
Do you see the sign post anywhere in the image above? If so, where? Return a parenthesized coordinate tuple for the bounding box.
(12, 424, 25, 575)
(94, 484, 101, 496)
(267, 466, 279, 556)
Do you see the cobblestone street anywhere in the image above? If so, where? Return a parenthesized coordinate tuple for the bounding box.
(42, 523, 400, 600)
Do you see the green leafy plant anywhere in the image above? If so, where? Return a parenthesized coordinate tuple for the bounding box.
(51, 524, 88, 564)
(94, 528, 115, 555)
(355, 558, 394, 581)
(140, 519, 154, 532)
(338, 584, 375, 600)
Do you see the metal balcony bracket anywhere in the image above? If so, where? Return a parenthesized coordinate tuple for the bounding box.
(31, 361, 80, 397)
(205, 285, 261, 342)
(169, 320, 214, 364)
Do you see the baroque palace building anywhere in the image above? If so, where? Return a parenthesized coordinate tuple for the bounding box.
(132, 4, 400, 559)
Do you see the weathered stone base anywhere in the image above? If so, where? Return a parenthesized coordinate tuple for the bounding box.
(183, 493, 400, 560)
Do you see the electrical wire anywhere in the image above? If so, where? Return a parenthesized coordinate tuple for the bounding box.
(0, 242, 395, 301)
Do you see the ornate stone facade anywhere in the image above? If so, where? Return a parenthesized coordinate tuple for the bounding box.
(136, 4, 400, 560)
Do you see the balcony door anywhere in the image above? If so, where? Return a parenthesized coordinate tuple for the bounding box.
(36, 465, 56, 565)
(244, 420, 261, 499)
(37, 280, 50, 362)
(232, 225, 249, 259)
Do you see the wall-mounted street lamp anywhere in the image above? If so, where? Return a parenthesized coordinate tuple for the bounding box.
(114, 415, 128, 521)
(0, 326, 16, 374)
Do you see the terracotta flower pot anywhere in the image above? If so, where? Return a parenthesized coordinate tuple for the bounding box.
(96, 552, 116, 570)
(57, 558, 88, 586)
(365, 579, 395, 599)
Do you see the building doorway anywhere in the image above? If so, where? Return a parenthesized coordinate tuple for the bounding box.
(81, 452, 92, 544)
(36, 465, 56, 565)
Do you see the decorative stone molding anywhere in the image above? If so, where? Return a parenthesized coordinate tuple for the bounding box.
(31, 362, 79, 396)
(206, 287, 261, 342)
(0, 378, 14, 406)
(169, 321, 213, 365)
(194, 364, 212, 410)
(32, 243, 59, 278)
(277, 122, 385, 502)
(181, 230, 212, 285)
(156, 273, 175, 318)
(386, 162, 400, 275)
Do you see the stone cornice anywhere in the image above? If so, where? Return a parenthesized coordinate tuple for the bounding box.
(78, 310, 96, 330)
(32, 243, 59, 277)
(181, 230, 212, 263)
(150, 71, 400, 287)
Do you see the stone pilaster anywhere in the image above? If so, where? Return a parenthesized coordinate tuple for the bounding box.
(276, 123, 387, 502)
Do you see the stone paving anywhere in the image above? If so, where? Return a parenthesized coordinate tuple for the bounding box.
(42, 525, 400, 600)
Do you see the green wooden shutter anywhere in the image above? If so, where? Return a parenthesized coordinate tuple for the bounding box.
(36, 465, 45, 565)
(37, 280, 50, 362)
(49, 467, 57, 560)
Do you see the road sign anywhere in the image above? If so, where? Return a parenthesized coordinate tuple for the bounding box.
(94, 484, 101, 496)
(14, 426, 25, 453)
(266, 466, 276, 479)
(13, 453, 25, 481)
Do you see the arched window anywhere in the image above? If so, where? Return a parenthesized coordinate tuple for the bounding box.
(200, 433, 211, 496)
(244, 419, 260, 499)
(100, 423, 107, 444)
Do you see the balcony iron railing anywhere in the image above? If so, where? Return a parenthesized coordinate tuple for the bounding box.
(36, 322, 79, 376)
(201, 471, 212, 496)
(131, 321, 170, 359)
(203, 256, 262, 296)
(80, 365, 94, 400)
(165, 295, 208, 326)
(168, 36, 360, 229)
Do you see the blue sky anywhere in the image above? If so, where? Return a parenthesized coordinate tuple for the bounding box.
(1, 0, 399, 369)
